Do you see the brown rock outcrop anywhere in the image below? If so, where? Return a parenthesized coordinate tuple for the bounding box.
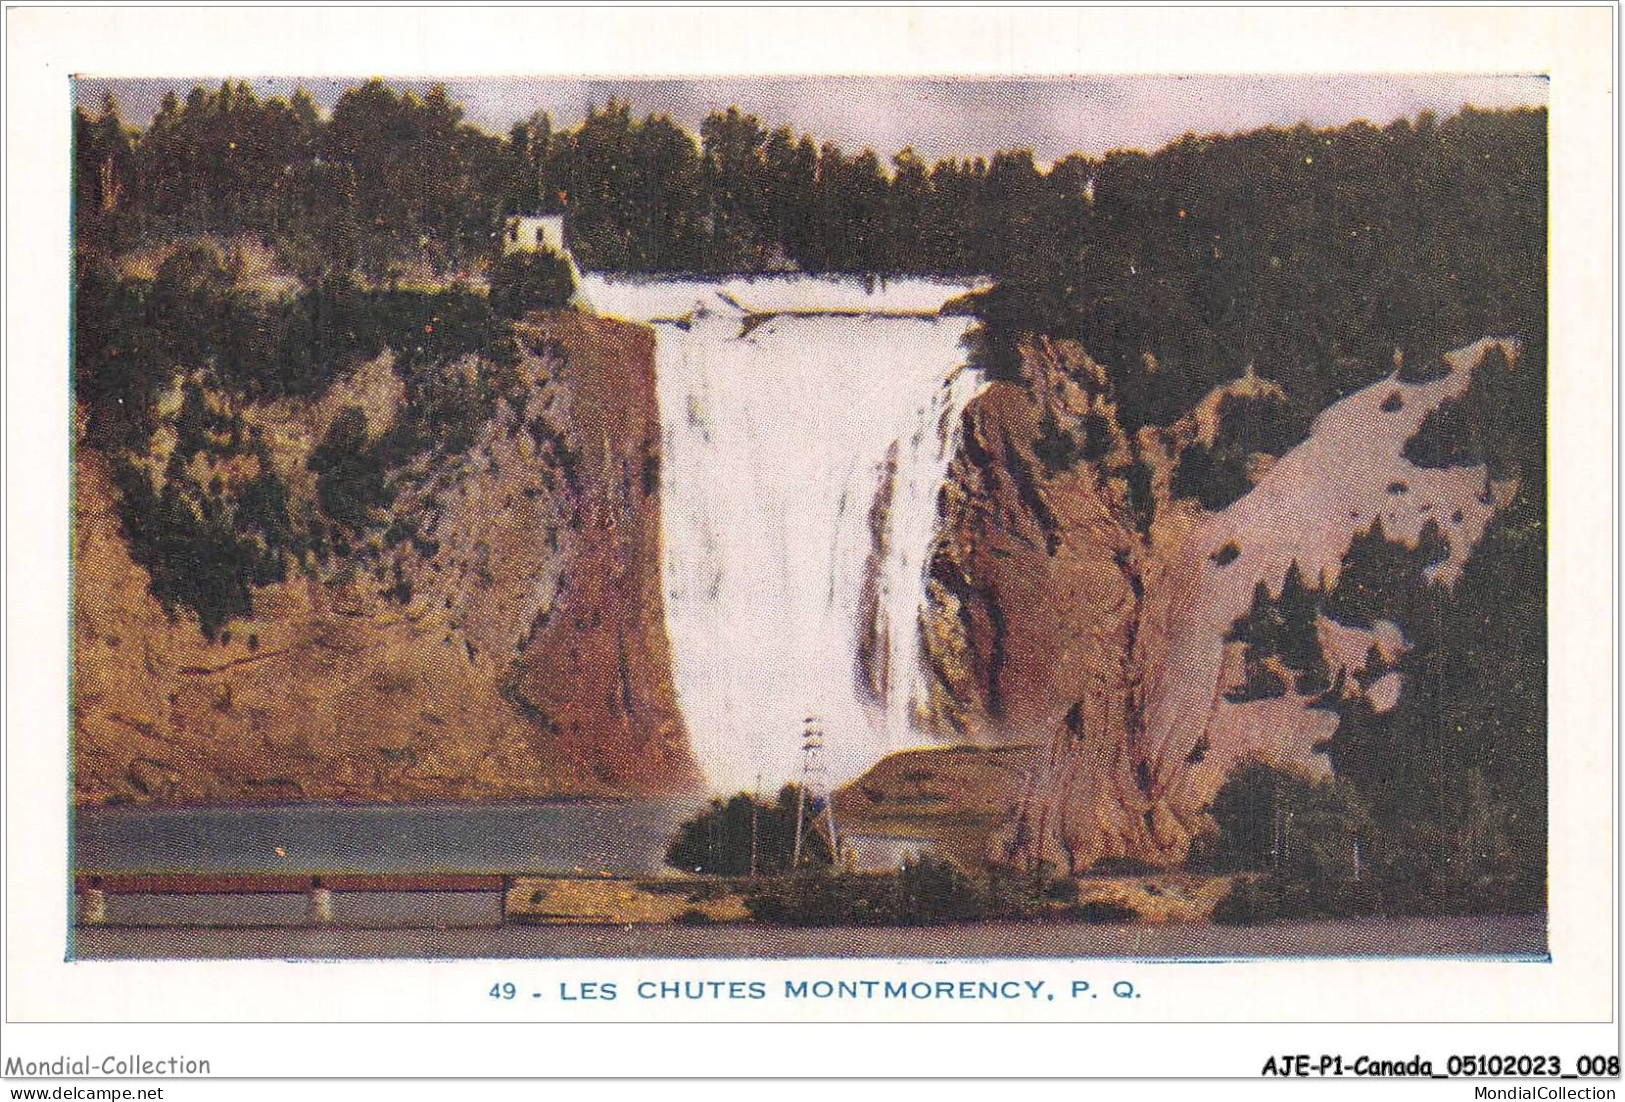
(500, 313, 698, 792)
(73, 310, 698, 805)
(920, 336, 1513, 872)
(921, 338, 1145, 743)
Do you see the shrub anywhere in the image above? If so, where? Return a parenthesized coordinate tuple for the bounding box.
(1079, 409, 1117, 463)
(411, 366, 492, 456)
(236, 468, 293, 554)
(743, 856, 993, 927)
(980, 860, 1080, 919)
(110, 460, 277, 640)
(1213, 392, 1309, 458)
(1211, 875, 1282, 925)
(1033, 408, 1081, 477)
(74, 262, 181, 448)
(893, 855, 984, 924)
(1076, 900, 1139, 924)
(1223, 653, 1287, 703)
(308, 407, 392, 533)
(489, 251, 575, 319)
(1044, 874, 1082, 905)
(742, 870, 895, 926)
(1396, 347, 1451, 384)
(1171, 441, 1252, 511)
(666, 785, 831, 877)
(684, 879, 734, 903)
(1122, 456, 1156, 532)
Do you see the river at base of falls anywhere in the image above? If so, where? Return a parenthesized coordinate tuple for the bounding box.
(581, 274, 987, 792)
(74, 799, 703, 875)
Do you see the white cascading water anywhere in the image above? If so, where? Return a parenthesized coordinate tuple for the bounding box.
(580, 275, 986, 792)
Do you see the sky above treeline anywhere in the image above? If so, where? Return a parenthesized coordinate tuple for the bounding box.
(76, 75, 1548, 165)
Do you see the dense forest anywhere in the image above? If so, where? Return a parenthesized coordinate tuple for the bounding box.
(73, 80, 1086, 278)
(76, 79, 1543, 422)
(74, 80, 1547, 915)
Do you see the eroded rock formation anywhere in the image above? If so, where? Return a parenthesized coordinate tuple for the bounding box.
(918, 336, 1513, 871)
(73, 310, 698, 805)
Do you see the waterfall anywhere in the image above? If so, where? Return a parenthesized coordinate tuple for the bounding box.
(581, 275, 985, 792)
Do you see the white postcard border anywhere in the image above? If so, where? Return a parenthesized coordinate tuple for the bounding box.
(2, 4, 1615, 1074)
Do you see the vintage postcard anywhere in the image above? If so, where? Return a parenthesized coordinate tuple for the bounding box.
(64, 67, 1555, 962)
(3, 3, 1616, 1089)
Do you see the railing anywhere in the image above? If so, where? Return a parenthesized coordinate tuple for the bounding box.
(74, 872, 511, 928)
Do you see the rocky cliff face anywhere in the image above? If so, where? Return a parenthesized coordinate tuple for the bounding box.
(921, 339, 1141, 740)
(918, 338, 1155, 865)
(73, 310, 698, 805)
(498, 314, 696, 791)
(919, 336, 1512, 871)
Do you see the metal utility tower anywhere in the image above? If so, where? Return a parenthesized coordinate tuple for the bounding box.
(791, 716, 838, 867)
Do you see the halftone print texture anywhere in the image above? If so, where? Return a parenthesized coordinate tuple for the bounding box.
(70, 75, 1547, 960)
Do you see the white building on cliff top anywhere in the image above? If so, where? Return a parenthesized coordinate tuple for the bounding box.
(502, 213, 568, 257)
(501, 213, 592, 310)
